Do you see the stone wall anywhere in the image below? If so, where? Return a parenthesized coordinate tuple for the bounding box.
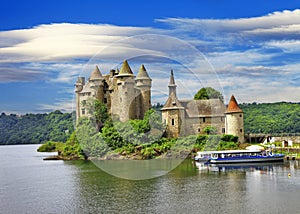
(272, 136, 300, 144)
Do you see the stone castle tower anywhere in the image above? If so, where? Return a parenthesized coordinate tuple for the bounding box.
(162, 71, 245, 143)
(161, 70, 186, 138)
(225, 95, 245, 143)
(75, 60, 152, 122)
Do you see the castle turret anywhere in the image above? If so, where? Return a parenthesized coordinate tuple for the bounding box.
(115, 60, 136, 122)
(136, 64, 152, 118)
(75, 77, 85, 122)
(161, 70, 185, 137)
(225, 95, 244, 143)
(89, 65, 104, 102)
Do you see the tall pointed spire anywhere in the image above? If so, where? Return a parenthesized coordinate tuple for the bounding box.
(169, 69, 176, 85)
(226, 95, 243, 113)
(168, 69, 177, 96)
(118, 60, 134, 76)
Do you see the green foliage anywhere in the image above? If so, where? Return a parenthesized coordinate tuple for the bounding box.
(203, 126, 218, 134)
(0, 111, 74, 145)
(203, 135, 222, 150)
(240, 102, 300, 134)
(152, 103, 164, 111)
(60, 132, 85, 160)
(101, 109, 165, 149)
(37, 141, 65, 152)
(194, 87, 224, 102)
(217, 141, 239, 150)
(76, 117, 109, 157)
(193, 134, 239, 151)
(221, 134, 238, 143)
(82, 98, 109, 131)
(101, 120, 125, 150)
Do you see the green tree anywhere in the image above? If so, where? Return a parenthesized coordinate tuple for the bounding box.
(203, 126, 218, 134)
(194, 87, 224, 102)
(60, 132, 85, 160)
(82, 98, 109, 131)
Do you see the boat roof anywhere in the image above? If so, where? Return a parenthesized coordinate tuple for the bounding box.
(197, 149, 261, 155)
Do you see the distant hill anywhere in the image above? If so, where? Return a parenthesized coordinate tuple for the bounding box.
(0, 110, 74, 145)
(240, 102, 300, 134)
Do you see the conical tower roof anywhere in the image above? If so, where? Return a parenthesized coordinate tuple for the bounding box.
(226, 95, 243, 113)
(118, 60, 134, 76)
(136, 64, 150, 79)
(89, 65, 103, 80)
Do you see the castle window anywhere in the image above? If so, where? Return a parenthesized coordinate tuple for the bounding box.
(222, 128, 225, 133)
(240, 129, 243, 133)
(203, 118, 206, 123)
(240, 114, 242, 117)
(198, 128, 201, 132)
(81, 109, 85, 115)
(221, 117, 223, 122)
(104, 98, 107, 103)
(172, 118, 175, 126)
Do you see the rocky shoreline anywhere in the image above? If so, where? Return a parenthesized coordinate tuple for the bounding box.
(43, 150, 192, 161)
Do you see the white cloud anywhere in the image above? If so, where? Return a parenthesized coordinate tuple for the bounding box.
(1, 9, 300, 114)
(156, 9, 300, 38)
(0, 23, 170, 63)
(38, 98, 74, 113)
(0, 67, 45, 82)
(266, 40, 300, 53)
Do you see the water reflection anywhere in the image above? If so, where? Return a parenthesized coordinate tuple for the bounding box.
(195, 161, 287, 173)
(195, 160, 300, 174)
(2, 145, 300, 214)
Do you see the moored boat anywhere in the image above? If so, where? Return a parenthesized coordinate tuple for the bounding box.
(194, 151, 214, 162)
(195, 149, 285, 164)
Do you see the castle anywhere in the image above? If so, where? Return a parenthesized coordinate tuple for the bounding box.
(75, 60, 151, 122)
(75, 60, 244, 143)
(161, 70, 244, 142)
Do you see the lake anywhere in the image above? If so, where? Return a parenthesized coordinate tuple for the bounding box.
(1, 144, 300, 214)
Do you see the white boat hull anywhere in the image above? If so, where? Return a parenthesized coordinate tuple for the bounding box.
(209, 155, 284, 164)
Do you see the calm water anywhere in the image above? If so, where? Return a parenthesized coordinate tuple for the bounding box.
(1, 145, 300, 214)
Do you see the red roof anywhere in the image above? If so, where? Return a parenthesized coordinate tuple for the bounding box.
(226, 95, 243, 113)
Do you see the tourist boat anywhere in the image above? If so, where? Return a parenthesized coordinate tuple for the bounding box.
(194, 151, 215, 162)
(194, 149, 285, 164)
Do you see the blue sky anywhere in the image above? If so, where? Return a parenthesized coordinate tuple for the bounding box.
(1, 0, 300, 114)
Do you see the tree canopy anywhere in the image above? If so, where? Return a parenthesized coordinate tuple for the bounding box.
(0, 111, 74, 145)
(194, 87, 224, 102)
(240, 102, 300, 134)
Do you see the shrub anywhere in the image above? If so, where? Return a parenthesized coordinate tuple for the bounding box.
(37, 141, 64, 152)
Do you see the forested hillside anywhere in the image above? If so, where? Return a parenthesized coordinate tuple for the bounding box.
(0, 110, 74, 145)
(240, 102, 300, 134)
(1, 102, 299, 145)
